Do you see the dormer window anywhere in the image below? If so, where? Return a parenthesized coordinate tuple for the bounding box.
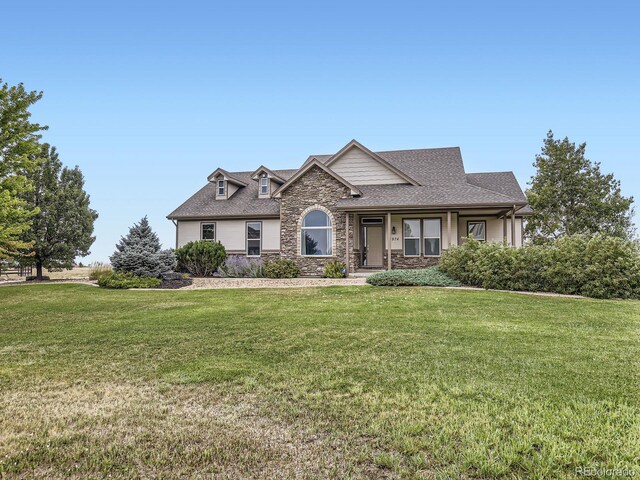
(260, 175, 269, 195)
(217, 179, 225, 196)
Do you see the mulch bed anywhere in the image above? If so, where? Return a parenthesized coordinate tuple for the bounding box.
(156, 278, 194, 289)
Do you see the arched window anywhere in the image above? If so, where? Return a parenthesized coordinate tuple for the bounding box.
(301, 210, 332, 256)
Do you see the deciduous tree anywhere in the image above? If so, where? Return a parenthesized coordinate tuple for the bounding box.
(0, 80, 47, 258)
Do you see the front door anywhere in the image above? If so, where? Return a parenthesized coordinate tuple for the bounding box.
(363, 225, 384, 267)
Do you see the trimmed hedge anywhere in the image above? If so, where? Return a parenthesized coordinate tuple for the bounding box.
(440, 235, 640, 299)
(263, 259, 300, 278)
(367, 267, 461, 287)
(176, 240, 226, 276)
(97, 272, 161, 289)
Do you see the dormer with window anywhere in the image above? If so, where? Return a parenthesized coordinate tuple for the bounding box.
(207, 168, 247, 200)
(251, 166, 286, 199)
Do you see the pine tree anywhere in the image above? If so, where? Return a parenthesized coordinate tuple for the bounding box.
(110, 217, 176, 277)
(0, 80, 47, 258)
(20, 144, 98, 279)
(526, 131, 635, 243)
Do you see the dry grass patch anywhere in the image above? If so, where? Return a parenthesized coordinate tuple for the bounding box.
(0, 382, 355, 479)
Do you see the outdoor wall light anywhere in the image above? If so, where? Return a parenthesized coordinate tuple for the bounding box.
(391, 226, 396, 235)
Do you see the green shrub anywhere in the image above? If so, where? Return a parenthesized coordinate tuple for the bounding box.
(88, 262, 112, 281)
(323, 260, 346, 278)
(367, 267, 461, 287)
(175, 240, 226, 276)
(97, 272, 161, 289)
(263, 259, 300, 279)
(440, 235, 640, 299)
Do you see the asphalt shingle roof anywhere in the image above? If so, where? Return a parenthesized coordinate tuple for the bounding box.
(168, 147, 528, 219)
(168, 170, 297, 219)
(336, 182, 520, 209)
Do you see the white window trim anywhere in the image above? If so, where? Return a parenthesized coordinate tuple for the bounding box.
(201, 222, 216, 241)
(423, 218, 442, 257)
(301, 211, 333, 257)
(217, 179, 226, 196)
(403, 219, 421, 257)
(468, 220, 487, 242)
(246, 221, 262, 257)
(260, 176, 269, 195)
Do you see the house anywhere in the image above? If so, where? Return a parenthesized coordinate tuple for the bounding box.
(167, 140, 531, 275)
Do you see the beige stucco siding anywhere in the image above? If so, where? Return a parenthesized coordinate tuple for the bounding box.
(330, 147, 407, 185)
(177, 219, 280, 252)
(457, 216, 523, 246)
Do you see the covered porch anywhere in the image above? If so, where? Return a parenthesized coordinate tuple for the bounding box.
(342, 207, 524, 273)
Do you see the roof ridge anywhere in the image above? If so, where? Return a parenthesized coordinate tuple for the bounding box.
(222, 168, 299, 175)
(375, 146, 460, 154)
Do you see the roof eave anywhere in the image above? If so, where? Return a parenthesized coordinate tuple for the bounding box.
(335, 201, 529, 212)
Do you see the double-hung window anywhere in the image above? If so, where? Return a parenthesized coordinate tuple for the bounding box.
(423, 218, 441, 256)
(201, 223, 215, 241)
(260, 176, 269, 195)
(217, 179, 225, 196)
(403, 219, 421, 256)
(247, 222, 261, 256)
(468, 221, 486, 241)
(403, 218, 442, 256)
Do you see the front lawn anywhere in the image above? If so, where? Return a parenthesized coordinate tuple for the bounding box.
(0, 285, 638, 478)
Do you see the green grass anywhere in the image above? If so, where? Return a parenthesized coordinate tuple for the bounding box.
(0, 284, 638, 479)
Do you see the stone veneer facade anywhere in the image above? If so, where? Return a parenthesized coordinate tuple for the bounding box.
(279, 166, 353, 276)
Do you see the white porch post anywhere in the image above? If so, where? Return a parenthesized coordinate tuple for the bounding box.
(446, 211, 452, 249)
(511, 205, 516, 247)
(387, 212, 392, 270)
(503, 215, 507, 244)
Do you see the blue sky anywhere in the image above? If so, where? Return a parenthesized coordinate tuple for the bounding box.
(2, 1, 638, 262)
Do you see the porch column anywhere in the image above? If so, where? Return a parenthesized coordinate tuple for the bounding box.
(446, 211, 452, 249)
(345, 213, 350, 273)
(387, 212, 392, 270)
(511, 205, 516, 247)
(503, 215, 507, 244)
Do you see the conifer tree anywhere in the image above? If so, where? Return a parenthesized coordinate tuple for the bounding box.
(110, 216, 175, 277)
(20, 144, 98, 279)
(526, 131, 634, 243)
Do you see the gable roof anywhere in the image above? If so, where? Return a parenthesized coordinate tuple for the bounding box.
(272, 158, 362, 197)
(323, 139, 420, 186)
(304, 146, 467, 186)
(206, 168, 248, 186)
(169, 142, 529, 219)
(168, 169, 297, 219)
(250, 165, 286, 184)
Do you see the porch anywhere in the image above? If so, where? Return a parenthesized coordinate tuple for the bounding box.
(343, 207, 524, 273)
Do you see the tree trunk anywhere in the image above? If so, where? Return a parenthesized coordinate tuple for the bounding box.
(36, 261, 43, 280)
